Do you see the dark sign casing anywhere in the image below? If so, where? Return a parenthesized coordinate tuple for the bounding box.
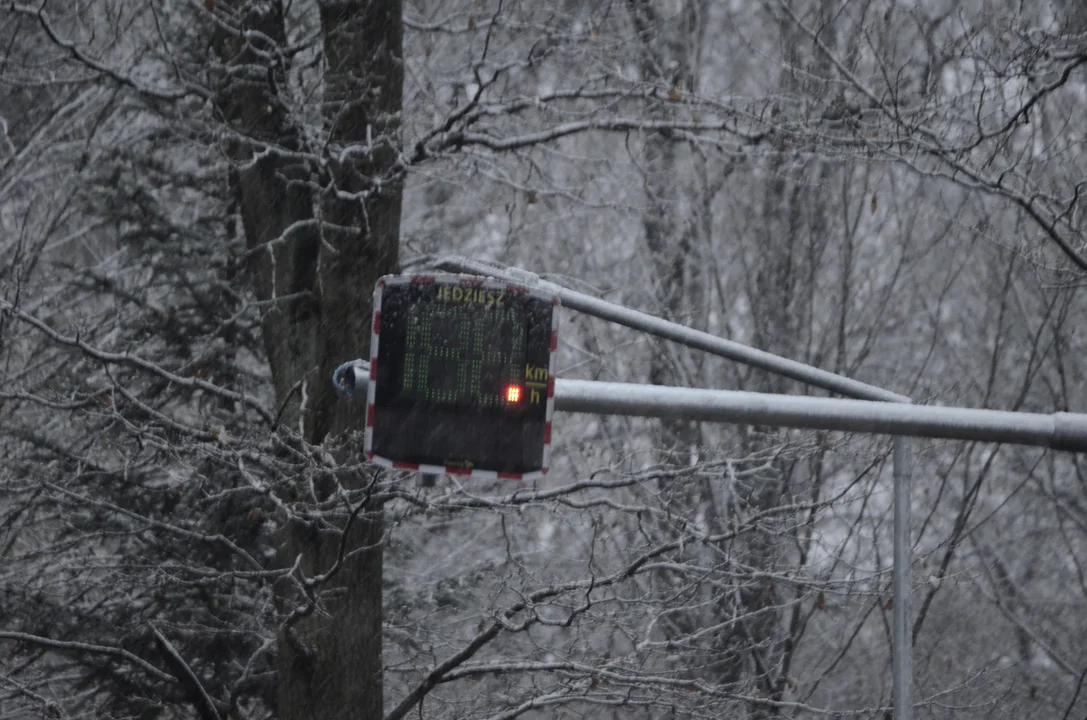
(364, 274, 558, 479)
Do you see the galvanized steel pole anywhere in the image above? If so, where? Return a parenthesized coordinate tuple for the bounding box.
(435, 256, 920, 720)
(550, 380, 1087, 451)
(435, 256, 910, 404)
(892, 438, 913, 719)
(350, 364, 1087, 718)
(431, 257, 1087, 720)
(346, 372, 1087, 454)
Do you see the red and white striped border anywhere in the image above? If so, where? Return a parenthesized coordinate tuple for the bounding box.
(363, 273, 560, 482)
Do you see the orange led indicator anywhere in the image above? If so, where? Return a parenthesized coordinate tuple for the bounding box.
(505, 384, 522, 403)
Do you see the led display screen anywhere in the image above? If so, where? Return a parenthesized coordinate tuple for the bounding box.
(365, 275, 557, 478)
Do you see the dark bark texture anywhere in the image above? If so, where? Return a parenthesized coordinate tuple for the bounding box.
(211, 2, 403, 718)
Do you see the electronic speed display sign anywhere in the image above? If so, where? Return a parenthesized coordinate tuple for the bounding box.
(365, 274, 559, 480)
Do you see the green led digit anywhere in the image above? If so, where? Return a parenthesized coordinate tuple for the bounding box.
(419, 304, 464, 404)
(433, 308, 444, 401)
(462, 312, 479, 404)
(483, 309, 504, 406)
(403, 307, 426, 394)
(457, 310, 470, 403)
(403, 353, 415, 392)
(421, 307, 435, 401)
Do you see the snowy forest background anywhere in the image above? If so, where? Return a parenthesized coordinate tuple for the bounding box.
(3, 0, 1087, 718)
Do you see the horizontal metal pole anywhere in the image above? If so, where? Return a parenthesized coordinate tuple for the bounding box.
(555, 379, 1087, 452)
(346, 369, 1087, 452)
(434, 256, 910, 404)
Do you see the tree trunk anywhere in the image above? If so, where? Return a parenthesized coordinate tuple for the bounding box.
(211, 2, 403, 718)
(212, 1, 321, 431)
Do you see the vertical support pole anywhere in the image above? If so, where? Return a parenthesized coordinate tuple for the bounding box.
(435, 258, 930, 710)
(892, 437, 913, 720)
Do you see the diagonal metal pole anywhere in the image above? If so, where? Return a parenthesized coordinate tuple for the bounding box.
(435, 256, 909, 403)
